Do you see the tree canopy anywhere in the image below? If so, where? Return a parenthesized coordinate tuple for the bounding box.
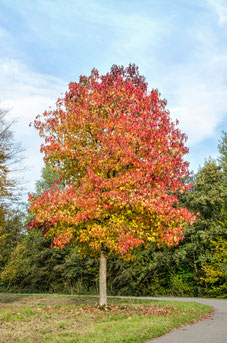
(29, 65, 195, 258)
(0, 108, 23, 234)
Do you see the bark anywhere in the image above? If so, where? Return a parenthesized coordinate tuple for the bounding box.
(99, 249, 107, 306)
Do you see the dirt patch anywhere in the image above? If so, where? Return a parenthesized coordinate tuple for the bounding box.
(76, 304, 173, 316)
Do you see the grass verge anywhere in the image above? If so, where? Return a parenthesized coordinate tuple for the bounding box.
(0, 293, 213, 343)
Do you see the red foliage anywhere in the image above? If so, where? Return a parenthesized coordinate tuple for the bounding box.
(28, 64, 196, 257)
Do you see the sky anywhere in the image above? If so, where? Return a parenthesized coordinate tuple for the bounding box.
(0, 0, 227, 200)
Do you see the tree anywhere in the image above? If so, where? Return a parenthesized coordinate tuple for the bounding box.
(35, 163, 61, 195)
(202, 233, 227, 297)
(28, 64, 195, 305)
(0, 108, 23, 273)
(218, 131, 227, 176)
(200, 131, 227, 296)
(0, 209, 24, 272)
(1, 227, 100, 293)
(1, 164, 98, 294)
(173, 159, 227, 295)
(0, 108, 23, 230)
(0, 109, 22, 201)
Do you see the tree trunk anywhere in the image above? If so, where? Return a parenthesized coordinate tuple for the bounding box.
(99, 249, 107, 306)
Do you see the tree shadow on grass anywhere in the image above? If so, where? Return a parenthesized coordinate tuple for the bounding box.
(0, 295, 24, 304)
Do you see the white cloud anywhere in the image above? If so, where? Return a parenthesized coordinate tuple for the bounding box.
(164, 59, 227, 146)
(169, 81, 226, 146)
(0, 59, 66, 119)
(154, 26, 227, 146)
(205, 0, 227, 24)
(0, 58, 67, 197)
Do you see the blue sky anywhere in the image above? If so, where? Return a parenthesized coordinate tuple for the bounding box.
(0, 0, 226, 198)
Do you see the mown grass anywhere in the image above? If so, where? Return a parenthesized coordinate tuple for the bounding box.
(0, 294, 213, 343)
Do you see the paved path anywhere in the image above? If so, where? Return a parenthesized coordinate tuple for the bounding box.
(142, 297, 227, 343)
(110, 296, 227, 342)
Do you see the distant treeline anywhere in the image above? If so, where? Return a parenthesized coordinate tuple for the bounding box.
(0, 132, 226, 298)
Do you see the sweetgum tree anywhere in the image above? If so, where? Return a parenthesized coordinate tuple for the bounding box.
(28, 64, 196, 305)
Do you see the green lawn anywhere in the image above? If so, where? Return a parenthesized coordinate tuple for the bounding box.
(0, 294, 213, 343)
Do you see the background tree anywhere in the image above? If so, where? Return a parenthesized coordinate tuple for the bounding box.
(1, 227, 100, 293)
(0, 209, 24, 272)
(0, 108, 23, 229)
(0, 108, 23, 205)
(29, 64, 195, 305)
(170, 158, 226, 295)
(107, 133, 227, 297)
(200, 132, 227, 296)
(35, 163, 61, 195)
(1, 163, 97, 293)
(0, 109, 24, 284)
(202, 234, 227, 297)
(218, 131, 227, 176)
(3, 132, 226, 297)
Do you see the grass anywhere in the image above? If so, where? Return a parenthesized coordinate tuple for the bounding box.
(0, 293, 213, 343)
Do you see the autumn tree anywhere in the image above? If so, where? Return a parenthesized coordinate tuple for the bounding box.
(29, 64, 195, 305)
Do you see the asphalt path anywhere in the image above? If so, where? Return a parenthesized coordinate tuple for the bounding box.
(140, 297, 227, 343)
